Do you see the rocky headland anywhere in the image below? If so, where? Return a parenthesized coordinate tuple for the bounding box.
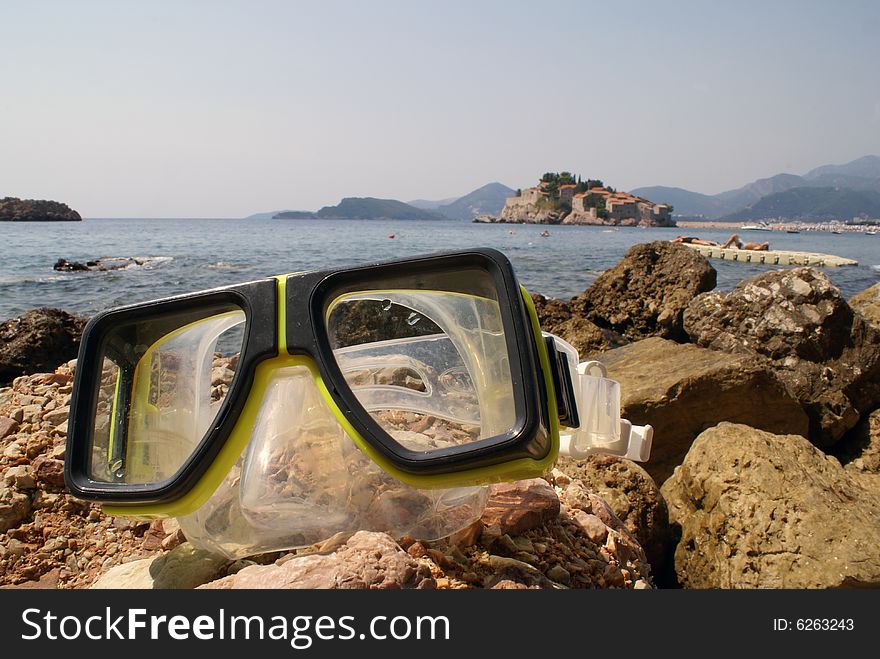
(0, 197, 81, 222)
(478, 172, 675, 227)
(1, 242, 879, 589)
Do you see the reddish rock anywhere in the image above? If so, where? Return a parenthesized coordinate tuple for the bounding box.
(480, 478, 560, 536)
(569, 510, 608, 544)
(31, 457, 65, 490)
(447, 518, 484, 548)
(0, 416, 19, 441)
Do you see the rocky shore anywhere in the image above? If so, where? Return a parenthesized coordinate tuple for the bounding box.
(0, 197, 81, 222)
(1, 241, 879, 588)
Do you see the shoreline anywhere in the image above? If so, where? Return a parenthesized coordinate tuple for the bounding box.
(675, 219, 879, 233)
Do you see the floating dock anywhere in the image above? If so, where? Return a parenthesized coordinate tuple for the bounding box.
(680, 243, 858, 267)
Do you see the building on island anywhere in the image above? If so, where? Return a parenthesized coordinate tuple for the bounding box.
(501, 178, 673, 226)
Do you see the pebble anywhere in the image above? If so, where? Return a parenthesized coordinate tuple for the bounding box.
(547, 564, 571, 585)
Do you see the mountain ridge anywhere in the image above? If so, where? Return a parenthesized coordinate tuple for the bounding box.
(261, 181, 514, 221)
(631, 155, 880, 220)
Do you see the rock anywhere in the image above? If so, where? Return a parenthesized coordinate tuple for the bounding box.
(199, 531, 435, 589)
(530, 293, 628, 355)
(483, 555, 556, 589)
(91, 542, 229, 589)
(448, 519, 483, 548)
(595, 337, 809, 481)
(0, 416, 19, 440)
(546, 564, 571, 585)
(685, 268, 880, 447)
(3, 465, 35, 490)
(850, 282, 880, 327)
(53, 259, 89, 272)
(0, 309, 88, 386)
(569, 510, 608, 544)
(31, 457, 65, 490)
(556, 454, 672, 573)
(572, 242, 716, 342)
(662, 422, 880, 588)
(480, 479, 560, 536)
(0, 485, 31, 533)
(0, 197, 81, 222)
(42, 407, 69, 427)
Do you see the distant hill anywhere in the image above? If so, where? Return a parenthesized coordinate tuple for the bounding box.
(434, 182, 516, 220)
(245, 210, 301, 220)
(626, 186, 726, 218)
(805, 155, 880, 180)
(725, 186, 880, 221)
(407, 196, 458, 210)
(274, 198, 446, 221)
(272, 210, 316, 219)
(713, 173, 807, 213)
(632, 155, 880, 220)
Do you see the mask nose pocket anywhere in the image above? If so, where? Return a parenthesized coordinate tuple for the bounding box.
(179, 362, 489, 558)
(238, 366, 354, 533)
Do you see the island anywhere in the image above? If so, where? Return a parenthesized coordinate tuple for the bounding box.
(479, 172, 675, 227)
(273, 197, 446, 221)
(0, 197, 82, 222)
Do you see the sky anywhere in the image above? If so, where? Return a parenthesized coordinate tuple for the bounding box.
(2, 0, 879, 217)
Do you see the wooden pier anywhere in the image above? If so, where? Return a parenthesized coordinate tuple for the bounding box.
(680, 243, 858, 267)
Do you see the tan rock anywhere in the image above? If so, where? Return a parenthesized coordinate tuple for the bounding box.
(91, 542, 229, 589)
(0, 485, 31, 533)
(596, 337, 809, 481)
(662, 422, 880, 588)
(850, 282, 880, 327)
(199, 531, 435, 589)
(556, 454, 672, 574)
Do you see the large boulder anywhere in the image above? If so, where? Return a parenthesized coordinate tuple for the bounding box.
(555, 455, 672, 575)
(850, 282, 880, 327)
(572, 242, 716, 342)
(0, 309, 87, 386)
(685, 268, 880, 447)
(531, 293, 627, 355)
(663, 423, 880, 588)
(596, 337, 808, 482)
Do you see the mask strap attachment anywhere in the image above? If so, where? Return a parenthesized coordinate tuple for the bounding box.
(544, 333, 653, 462)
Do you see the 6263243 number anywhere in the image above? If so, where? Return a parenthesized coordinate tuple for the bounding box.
(796, 619, 853, 631)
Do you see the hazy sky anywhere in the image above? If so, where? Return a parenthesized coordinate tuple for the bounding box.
(2, 1, 879, 217)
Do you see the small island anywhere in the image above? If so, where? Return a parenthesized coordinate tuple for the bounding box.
(273, 197, 446, 221)
(0, 197, 82, 222)
(479, 172, 675, 227)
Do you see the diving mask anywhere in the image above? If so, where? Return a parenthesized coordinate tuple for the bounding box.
(64, 248, 651, 558)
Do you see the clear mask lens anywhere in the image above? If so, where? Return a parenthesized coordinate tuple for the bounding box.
(326, 289, 517, 451)
(89, 308, 246, 485)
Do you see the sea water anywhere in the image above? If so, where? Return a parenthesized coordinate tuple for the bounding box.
(1, 218, 877, 319)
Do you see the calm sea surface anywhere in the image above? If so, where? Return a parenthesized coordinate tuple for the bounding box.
(1, 218, 878, 319)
